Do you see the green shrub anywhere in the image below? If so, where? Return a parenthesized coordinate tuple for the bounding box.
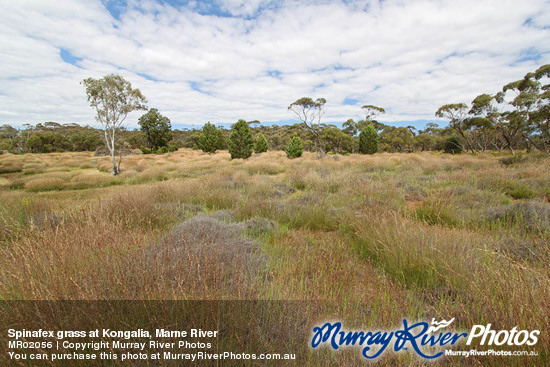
(156, 146, 169, 154)
(254, 133, 268, 153)
(199, 122, 223, 153)
(70, 131, 103, 151)
(285, 135, 303, 158)
(138, 108, 173, 151)
(413, 201, 458, 226)
(507, 184, 536, 199)
(443, 136, 462, 154)
(499, 154, 528, 165)
(228, 119, 254, 159)
(140, 146, 152, 154)
(359, 125, 378, 154)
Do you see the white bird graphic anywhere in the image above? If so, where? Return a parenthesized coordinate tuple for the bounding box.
(426, 318, 455, 333)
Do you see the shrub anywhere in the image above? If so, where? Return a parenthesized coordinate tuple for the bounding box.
(254, 134, 268, 153)
(140, 146, 153, 154)
(25, 132, 71, 153)
(228, 119, 254, 159)
(413, 200, 458, 226)
(70, 131, 103, 151)
(286, 135, 303, 158)
(443, 136, 462, 154)
(359, 125, 378, 154)
(199, 122, 222, 153)
(507, 184, 536, 199)
(499, 154, 528, 165)
(138, 108, 173, 151)
(484, 202, 550, 232)
(156, 146, 169, 154)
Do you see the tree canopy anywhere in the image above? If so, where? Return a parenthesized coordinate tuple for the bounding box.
(138, 108, 173, 152)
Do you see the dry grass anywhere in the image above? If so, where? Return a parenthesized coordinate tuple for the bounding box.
(0, 149, 549, 365)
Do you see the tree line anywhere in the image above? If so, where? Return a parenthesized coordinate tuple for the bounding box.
(1, 64, 548, 165)
(0, 118, 450, 155)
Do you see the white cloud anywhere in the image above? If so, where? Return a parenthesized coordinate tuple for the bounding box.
(0, 0, 549, 128)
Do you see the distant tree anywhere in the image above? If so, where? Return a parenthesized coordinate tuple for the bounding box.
(25, 132, 71, 153)
(216, 128, 227, 150)
(288, 97, 326, 155)
(138, 108, 172, 152)
(361, 104, 385, 122)
(0, 124, 18, 140)
(125, 131, 147, 149)
(199, 122, 222, 153)
(342, 119, 358, 136)
(0, 125, 19, 152)
(70, 131, 103, 151)
(435, 103, 477, 153)
(320, 125, 354, 154)
(359, 125, 379, 154)
(183, 130, 202, 149)
(254, 133, 268, 153)
(413, 133, 439, 151)
(444, 136, 463, 154)
(286, 134, 303, 158)
(498, 66, 549, 152)
(532, 64, 550, 151)
(380, 126, 415, 152)
(82, 74, 147, 175)
(228, 119, 254, 159)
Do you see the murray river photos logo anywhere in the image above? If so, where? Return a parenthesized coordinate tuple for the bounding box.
(310, 318, 540, 360)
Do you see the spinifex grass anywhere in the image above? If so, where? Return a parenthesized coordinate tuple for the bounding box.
(0, 149, 549, 365)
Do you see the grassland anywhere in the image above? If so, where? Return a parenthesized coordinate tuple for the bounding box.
(0, 149, 549, 365)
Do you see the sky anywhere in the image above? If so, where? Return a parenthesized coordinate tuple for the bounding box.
(1, 0, 550, 130)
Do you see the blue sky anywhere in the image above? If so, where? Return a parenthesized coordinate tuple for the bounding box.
(1, 0, 550, 130)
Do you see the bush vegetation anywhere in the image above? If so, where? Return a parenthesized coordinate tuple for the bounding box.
(286, 135, 303, 158)
(254, 133, 268, 153)
(228, 119, 254, 159)
(359, 124, 379, 154)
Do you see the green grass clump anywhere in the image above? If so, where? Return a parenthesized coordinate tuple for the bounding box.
(413, 200, 458, 227)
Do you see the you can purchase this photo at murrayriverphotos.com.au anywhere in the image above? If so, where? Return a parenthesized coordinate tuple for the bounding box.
(1, 0, 549, 366)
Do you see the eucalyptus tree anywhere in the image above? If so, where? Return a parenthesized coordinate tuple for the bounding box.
(82, 74, 147, 175)
(361, 104, 385, 122)
(288, 97, 326, 155)
(343, 105, 386, 137)
(435, 103, 477, 153)
(528, 64, 550, 151)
